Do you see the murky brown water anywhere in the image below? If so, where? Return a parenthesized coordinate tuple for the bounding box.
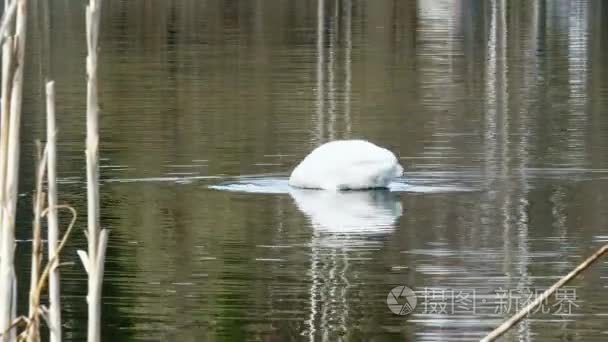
(13, 0, 608, 341)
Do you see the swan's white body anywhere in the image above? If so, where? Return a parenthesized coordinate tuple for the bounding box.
(289, 140, 403, 190)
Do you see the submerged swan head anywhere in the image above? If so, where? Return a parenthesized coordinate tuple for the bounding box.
(289, 140, 403, 191)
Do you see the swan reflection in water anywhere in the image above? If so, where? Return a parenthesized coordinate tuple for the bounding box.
(289, 189, 402, 340)
(289, 188, 402, 236)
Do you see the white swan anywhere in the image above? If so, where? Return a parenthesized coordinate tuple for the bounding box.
(289, 140, 403, 190)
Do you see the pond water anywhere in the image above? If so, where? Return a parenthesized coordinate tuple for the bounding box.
(14, 0, 608, 341)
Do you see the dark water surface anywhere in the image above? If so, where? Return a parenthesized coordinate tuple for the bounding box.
(14, 0, 608, 341)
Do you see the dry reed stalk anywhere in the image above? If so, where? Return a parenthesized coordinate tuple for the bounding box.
(45, 81, 61, 342)
(0, 0, 28, 340)
(0, 37, 13, 221)
(0, 2, 16, 251)
(0, 0, 17, 201)
(0, 2, 15, 210)
(19, 205, 77, 342)
(481, 244, 608, 342)
(0, 0, 17, 45)
(77, 1, 108, 341)
(25, 143, 47, 342)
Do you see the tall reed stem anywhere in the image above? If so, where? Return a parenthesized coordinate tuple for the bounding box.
(80, 1, 108, 341)
(0, 1, 28, 340)
(26, 143, 47, 342)
(45, 81, 61, 342)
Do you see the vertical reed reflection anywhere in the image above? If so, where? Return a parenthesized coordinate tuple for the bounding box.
(315, 0, 325, 144)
